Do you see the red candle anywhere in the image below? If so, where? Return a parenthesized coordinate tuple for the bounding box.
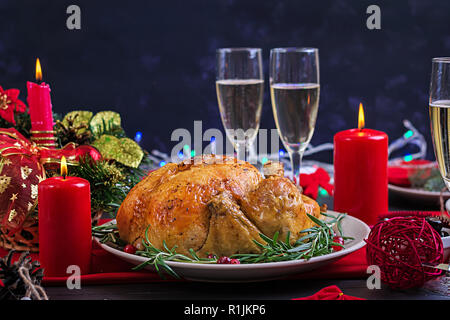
(333, 103, 388, 225)
(27, 58, 56, 148)
(38, 157, 91, 277)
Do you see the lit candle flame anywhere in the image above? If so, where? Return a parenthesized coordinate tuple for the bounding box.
(358, 103, 365, 130)
(61, 156, 67, 179)
(36, 58, 42, 82)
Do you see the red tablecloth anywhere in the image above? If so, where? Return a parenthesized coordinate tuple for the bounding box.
(3, 210, 443, 287)
(0, 241, 368, 286)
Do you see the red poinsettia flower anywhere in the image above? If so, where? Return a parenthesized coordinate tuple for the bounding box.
(0, 86, 27, 125)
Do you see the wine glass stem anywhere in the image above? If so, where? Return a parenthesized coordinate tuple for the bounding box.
(290, 151, 303, 185)
(235, 143, 250, 161)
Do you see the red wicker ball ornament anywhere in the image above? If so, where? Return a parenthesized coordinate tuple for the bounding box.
(366, 217, 444, 290)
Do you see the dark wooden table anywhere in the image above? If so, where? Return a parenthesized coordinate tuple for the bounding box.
(45, 192, 450, 300)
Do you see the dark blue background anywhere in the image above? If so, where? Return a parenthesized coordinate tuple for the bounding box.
(0, 0, 449, 161)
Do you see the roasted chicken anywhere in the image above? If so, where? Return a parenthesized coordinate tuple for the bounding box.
(116, 155, 320, 257)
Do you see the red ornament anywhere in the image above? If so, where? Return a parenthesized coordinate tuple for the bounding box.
(75, 145, 102, 162)
(0, 86, 26, 125)
(366, 217, 444, 290)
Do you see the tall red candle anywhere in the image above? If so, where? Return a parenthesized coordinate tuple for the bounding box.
(27, 58, 56, 148)
(38, 157, 91, 277)
(333, 104, 388, 225)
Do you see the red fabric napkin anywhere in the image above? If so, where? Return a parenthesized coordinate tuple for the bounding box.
(388, 160, 436, 187)
(292, 285, 365, 300)
(291, 246, 367, 280)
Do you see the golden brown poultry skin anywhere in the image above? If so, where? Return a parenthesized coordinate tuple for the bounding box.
(116, 155, 262, 254)
(116, 155, 320, 257)
(198, 191, 265, 257)
(239, 176, 320, 245)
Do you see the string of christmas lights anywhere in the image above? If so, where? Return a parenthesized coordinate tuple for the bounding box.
(140, 120, 428, 176)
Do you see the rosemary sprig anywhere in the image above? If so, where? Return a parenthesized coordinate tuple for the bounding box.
(92, 224, 126, 247)
(231, 212, 352, 263)
(132, 226, 217, 279)
(92, 212, 353, 279)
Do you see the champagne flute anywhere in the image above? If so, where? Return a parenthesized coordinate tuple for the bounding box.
(270, 48, 320, 185)
(429, 57, 450, 190)
(428, 59, 450, 297)
(216, 48, 264, 162)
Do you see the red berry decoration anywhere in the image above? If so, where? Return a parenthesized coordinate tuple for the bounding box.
(332, 236, 344, 252)
(217, 256, 231, 264)
(366, 217, 444, 290)
(123, 244, 136, 254)
(230, 259, 240, 264)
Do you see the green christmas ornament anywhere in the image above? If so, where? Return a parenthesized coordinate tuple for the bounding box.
(62, 111, 93, 129)
(90, 111, 122, 137)
(92, 134, 144, 168)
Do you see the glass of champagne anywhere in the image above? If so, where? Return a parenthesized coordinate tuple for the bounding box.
(216, 48, 264, 162)
(428, 58, 450, 297)
(270, 48, 320, 185)
(429, 57, 450, 190)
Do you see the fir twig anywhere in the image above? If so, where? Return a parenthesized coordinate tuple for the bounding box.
(69, 156, 127, 217)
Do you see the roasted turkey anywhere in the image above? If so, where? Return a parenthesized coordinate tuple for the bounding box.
(116, 155, 320, 257)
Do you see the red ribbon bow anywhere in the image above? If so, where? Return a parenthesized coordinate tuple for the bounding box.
(0, 128, 98, 232)
(299, 167, 334, 200)
(0, 128, 79, 167)
(293, 285, 365, 300)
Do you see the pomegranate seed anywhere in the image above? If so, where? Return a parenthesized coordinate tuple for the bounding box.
(217, 256, 231, 264)
(333, 235, 344, 244)
(332, 236, 344, 252)
(207, 254, 217, 260)
(230, 259, 240, 264)
(123, 244, 136, 254)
